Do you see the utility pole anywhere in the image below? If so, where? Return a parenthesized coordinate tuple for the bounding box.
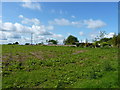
(31, 33, 33, 45)
(81, 40, 82, 43)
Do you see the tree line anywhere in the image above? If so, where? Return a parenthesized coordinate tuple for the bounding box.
(8, 31, 120, 48)
(47, 31, 120, 48)
(62, 32, 120, 48)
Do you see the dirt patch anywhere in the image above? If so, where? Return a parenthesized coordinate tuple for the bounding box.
(15, 54, 28, 62)
(29, 51, 44, 60)
(72, 50, 87, 55)
(29, 51, 57, 60)
(2, 53, 12, 62)
(2, 53, 28, 62)
(2, 50, 58, 62)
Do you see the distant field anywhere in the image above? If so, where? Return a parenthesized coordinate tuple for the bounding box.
(2, 45, 119, 88)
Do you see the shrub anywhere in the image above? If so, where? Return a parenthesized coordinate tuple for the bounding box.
(25, 43, 30, 45)
(100, 42, 110, 47)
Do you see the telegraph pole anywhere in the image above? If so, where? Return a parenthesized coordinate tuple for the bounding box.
(31, 33, 33, 45)
(81, 40, 82, 43)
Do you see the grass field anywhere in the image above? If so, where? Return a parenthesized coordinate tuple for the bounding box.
(2, 45, 119, 88)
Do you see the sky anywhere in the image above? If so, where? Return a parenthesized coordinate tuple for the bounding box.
(0, 2, 118, 44)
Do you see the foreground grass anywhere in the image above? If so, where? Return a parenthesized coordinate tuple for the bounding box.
(2, 45, 119, 88)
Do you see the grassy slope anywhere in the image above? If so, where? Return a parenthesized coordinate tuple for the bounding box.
(2, 45, 119, 88)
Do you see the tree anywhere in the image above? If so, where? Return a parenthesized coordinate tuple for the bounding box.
(13, 42, 19, 45)
(93, 41, 101, 48)
(64, 35, 79, 45)
(85, 38, 88, 47)
(25, 43, 30, 45)
(100, 38, 112, 42)
(117, 33, 120, 48)
(100, 42, 110, 47)
(111, 34, 117, 47)
(47, 39, 58, 45)
(99, 31, 106, 39)
(8, 43, 12, 45)
(94, 31, 106, 42)
(38, 42, 44, 45)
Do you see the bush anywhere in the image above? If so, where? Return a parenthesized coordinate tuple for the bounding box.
(76, 43, 80, 47)
(13, 42, 19, 45)
(25, 43, 30, 45)
(100, 42, 110, 47)
(8, 43, 12, 45)
(88, 45, 94, 48)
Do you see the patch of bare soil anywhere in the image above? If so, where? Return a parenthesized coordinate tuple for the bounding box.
(2, 53, 11, 62)
(72, 50, 87, 55)
(29, 51, 57, 60)
(2, 50, 57, 62)
(2, 53, 28, 62)
(29, 51, 44, 60)
(14, 54, 28, 62)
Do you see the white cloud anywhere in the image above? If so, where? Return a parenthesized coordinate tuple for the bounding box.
(21, 1, 41, 11)
(89, 32, 115, 42)
(22, 37, 30, 41)
(52, 34, 64, 39)
(71, 15, 76, 18)
(19, 15, 24, 18)
(50, 9, 67, 15)
(0, 31, 7, 40)
(90, 34, 97, 38)
(46, 25, 54, 30)
(0, 31, 21, 41)
(58, 39, 64, 44)
(49, 18, 82, 27)
(8, 33, 21, 39)
(2, 22, 15, 31)
(0, 23, 54, 44)
(1, 21, 31, 33)
(79, 31, 84, 36)
(14, 23, 31, 33)
(1, 16, 54, 36)
(31, 25, 53, 35)
(71, 21, 82, 27)
(49, 18, 70, 26)
(104, 32, 115, 38)
(1, 15, 108, 45)
(19, 15, 40, 25)
(84, 19, 106, 29)
(36, 35, 45, 40)
(49, 18, 106, 29)
(1, 15, 67, 44)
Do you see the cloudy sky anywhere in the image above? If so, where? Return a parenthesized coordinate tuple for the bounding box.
(0, 2, 118, 44)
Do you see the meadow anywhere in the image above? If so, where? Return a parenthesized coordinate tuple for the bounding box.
(2, 45, 119, 88)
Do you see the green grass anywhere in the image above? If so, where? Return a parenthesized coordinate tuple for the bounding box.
(2, 45, 119, 88)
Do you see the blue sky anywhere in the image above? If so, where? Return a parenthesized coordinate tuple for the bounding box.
(1, 2, 118, 44)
